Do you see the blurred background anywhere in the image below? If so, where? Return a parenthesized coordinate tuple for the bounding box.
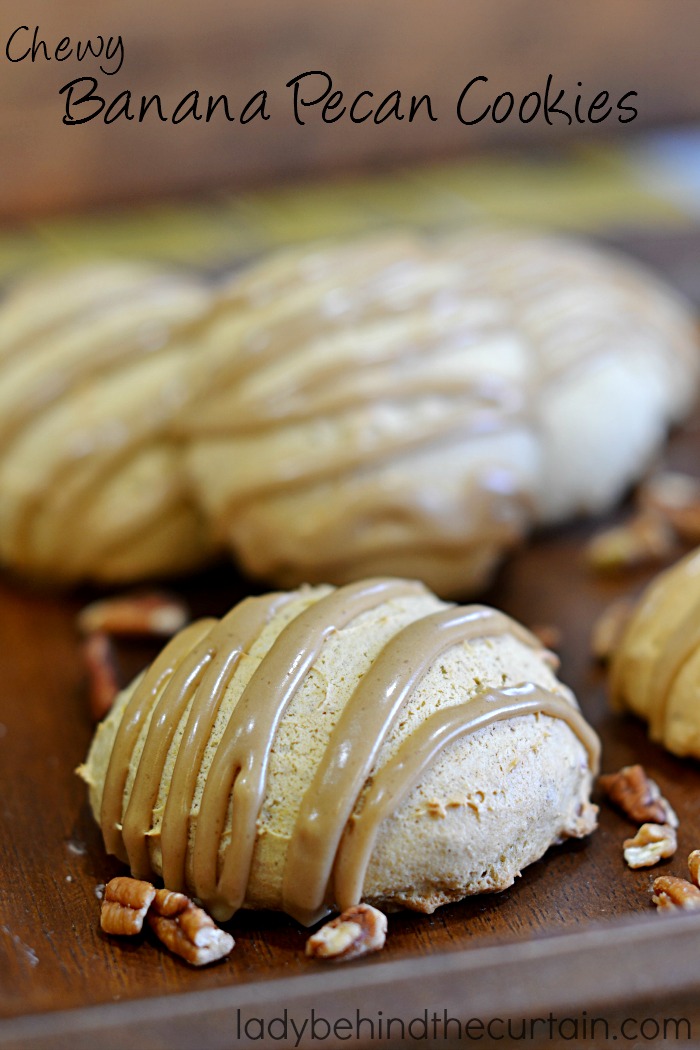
(1, 0, 700, 282)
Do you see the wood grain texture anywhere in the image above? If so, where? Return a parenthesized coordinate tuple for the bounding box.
(0, 0, 699, 218)
(1, 230, 700, 1047)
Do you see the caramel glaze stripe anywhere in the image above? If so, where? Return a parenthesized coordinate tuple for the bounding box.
(184, 258, 499, 399)
(183, 321, 514, 435)
(184, 369, 519, 437)
(100, 618, 216, 863)
(0, 314, 190, 454)
(220, 238, 421, 308)
(159, 592, 292, 891)
(69, 485, 194, 574)
(12, 266, 492, 570)
(250, 480, 533, 576)
(213, 412, 528, 539)
(7, 292, 238, 569)
(192, 578, 427, 921)
(334, 682, 601, 912)
(115, 618, 220, 876)
(177, 266, 429, 396)
(120, 607, 263, 880)
(12, 381, 210, 575)
(646, 594, 700, 740)
(281, 605, 545, 926)
(0, 274, 208, 432)
(0, 272, 172, 363)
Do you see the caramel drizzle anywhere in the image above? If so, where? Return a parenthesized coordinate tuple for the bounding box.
(191, 578, 425, 920)
(101, 618, 216, 862)
(5, 297, 216, 574)
(7, 236, 685, 580)
(99, 580, 598, 927)
(6, 249, 507, 574)
(237, 474, 532, 580)
(0, 275, 210, 470)
(212, 413, 528, 531)
(281, 604, 543, 925)
(159, 592, 292, 890)
(0, 269, 171, 364)
(333, 682, 600, 911)
(183, 321, 516, 436)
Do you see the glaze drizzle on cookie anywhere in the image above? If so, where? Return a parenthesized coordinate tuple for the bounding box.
(4, 231, 694, 591)
(96, 578, 599, 925)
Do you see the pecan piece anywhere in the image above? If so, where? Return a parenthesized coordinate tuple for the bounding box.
(305, 904, 387, 962)
(638, 471, 700, 544)
(585, 513, 676, 574)
(77, 591, 190, 638)
(147, 888, 234, 966)
(598, 764, 678, 828)
(82, 632, 122, 722)
(652, 875, 700, 911)
(100, 876, 156, 935)
(623, 823, 677, 869)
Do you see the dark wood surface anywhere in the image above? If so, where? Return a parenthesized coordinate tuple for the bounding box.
(2, 234, 700, 1048)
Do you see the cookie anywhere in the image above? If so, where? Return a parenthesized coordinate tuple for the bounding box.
(181, 230, 699, 595)
(0, 262, 216, 582)
(79, 578, 599, 924)
(2, 229, 696, 593)
(610, 547, 700, 758)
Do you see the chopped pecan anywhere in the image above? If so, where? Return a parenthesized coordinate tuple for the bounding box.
(100, 876, 156, 935)
(82, 632, 122, 722)
(623, 823, 677, 869)
(638, 471, 700, 544)
(147, 887, 234, 966)
(77, 591, 190, 638)
(585, 513, 676, 574)
(688, 850, 700, 887)
(598, 764, 678, 828)
(652, 875, 700, 911)
(590, 598, 634, 663)
(305, 904, 387, 962)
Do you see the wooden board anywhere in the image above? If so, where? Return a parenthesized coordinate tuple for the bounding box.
(2, 234, 700, 1048)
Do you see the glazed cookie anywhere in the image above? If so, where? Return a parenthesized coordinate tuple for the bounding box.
(0, 262, 216, 582)
(181, 230, 699, 596)
(79, 578, 599, 924)
(1, 230, 697, 593)
(610, 547, 700, 758)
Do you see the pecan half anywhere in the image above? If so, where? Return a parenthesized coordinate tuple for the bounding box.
(652, 875, 700, 911)
(623, 823, 677, 869)
(305, 904, 387, 962)
(688, 850, 700, 887)
(147, 888, 234, 966)
(82, 632, 122, 722)
(77, 591, 190, 638)
(100, 876, 156, 935)
(598, 765, 678, 828)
